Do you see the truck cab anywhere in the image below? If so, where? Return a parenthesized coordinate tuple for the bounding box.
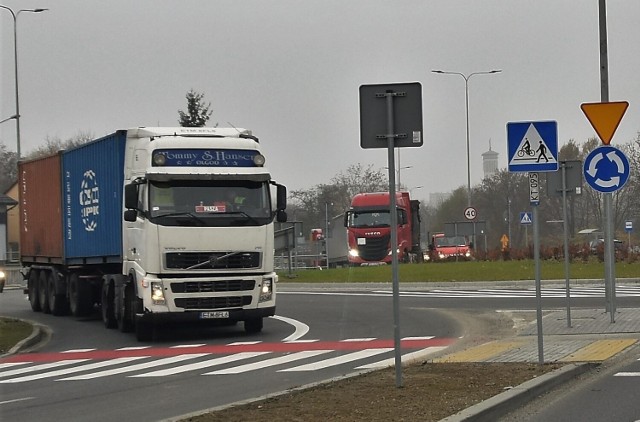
(344, 192, 422, 265)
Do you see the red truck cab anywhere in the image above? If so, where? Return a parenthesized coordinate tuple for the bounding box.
(344, 192, 422, 265)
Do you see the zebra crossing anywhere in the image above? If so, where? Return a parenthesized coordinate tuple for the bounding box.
(371, 285, 640, 299)
(0, 337, 453, 384)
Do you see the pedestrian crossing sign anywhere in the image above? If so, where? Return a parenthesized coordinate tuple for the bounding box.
(520, 212, 532, 225)
(507, 121, 558, 172)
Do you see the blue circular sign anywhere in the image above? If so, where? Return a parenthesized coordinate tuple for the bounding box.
(583, 146, 630, 193)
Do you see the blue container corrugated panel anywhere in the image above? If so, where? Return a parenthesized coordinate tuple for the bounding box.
(62, 131, 127, 262)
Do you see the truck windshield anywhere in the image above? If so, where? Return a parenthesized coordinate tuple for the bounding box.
(148, 180, 272, 227)
(348, 210, 391, 228)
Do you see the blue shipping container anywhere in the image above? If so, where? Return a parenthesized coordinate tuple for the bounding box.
(62, 131, 127, 261)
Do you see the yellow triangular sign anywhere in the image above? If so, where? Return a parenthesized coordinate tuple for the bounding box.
(580, 101, 629, 145)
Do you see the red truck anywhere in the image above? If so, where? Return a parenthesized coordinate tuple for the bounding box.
(426, 232, 472, 262)
(343, 192, 422, 265)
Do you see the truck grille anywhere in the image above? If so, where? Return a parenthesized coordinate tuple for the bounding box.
(174, 296, 252, 310)
(165, 252, 260, 269)
(171, 280, 255, 293)
(358, 235, 390, 261)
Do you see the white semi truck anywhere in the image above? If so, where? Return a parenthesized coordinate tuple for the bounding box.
(20, 127, 287, 341)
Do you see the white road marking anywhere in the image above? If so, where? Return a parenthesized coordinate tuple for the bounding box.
(271, 315, 310, 342)
(205, 350, 333, 375)
(0, 357, 147, 384)
(130, 352, 268, 377)
(0, 359, 89, 378)
(58, 354, 209, 381)
(280, 348, 394, 372)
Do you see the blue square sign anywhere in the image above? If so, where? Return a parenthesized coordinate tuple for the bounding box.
(507, 121, 559, 172)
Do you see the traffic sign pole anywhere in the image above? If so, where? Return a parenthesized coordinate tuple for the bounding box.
(533, 203, 544, 364)
(561, 163, 571, 328)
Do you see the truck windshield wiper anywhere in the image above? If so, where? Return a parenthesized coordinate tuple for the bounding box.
(154, 211, 206, 226)
(186, 251, 241, 270)
(224, 210, 260, 225)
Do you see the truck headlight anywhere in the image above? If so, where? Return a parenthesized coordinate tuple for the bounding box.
(349, 249, 359, 257)
(259, 278, 273, 302)
(0, 270, 5, 279)
(151, 281, 166, 305)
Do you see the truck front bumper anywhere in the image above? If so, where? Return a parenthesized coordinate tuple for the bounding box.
(137, 306, 276, 324)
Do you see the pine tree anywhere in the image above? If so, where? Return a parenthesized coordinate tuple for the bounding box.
(178, 89, 213, 127)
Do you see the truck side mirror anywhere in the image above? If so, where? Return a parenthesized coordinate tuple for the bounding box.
(343, 213, 349, 227)
(276, 210, 287, 223)
(123, 209, 138, 222)
(124, 183, 139, 210)
(276, 184, 287, 211)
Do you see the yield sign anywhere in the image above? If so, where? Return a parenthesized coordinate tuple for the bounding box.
(580, 101, 629, 145)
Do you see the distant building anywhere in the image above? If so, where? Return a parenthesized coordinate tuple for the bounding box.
(482, 139, 499, 179)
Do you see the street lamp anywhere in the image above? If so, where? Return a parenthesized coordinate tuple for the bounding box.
(0, 5, 48, 159)
(431, 69, 501, 207)
(409, 186, 423, 196)
(384, 165, 412, 190)
(0, 114, 18, 125)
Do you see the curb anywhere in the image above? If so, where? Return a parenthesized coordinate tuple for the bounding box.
(1, 320, 50, 358)
(439, 362, 597, 422)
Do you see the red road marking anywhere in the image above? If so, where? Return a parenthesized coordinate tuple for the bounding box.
(1, 338, 455, 363)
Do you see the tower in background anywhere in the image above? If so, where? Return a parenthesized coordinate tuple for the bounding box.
(482, 139, 499, 179)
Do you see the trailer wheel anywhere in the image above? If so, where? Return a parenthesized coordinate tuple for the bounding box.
(38, 270, 51, 314)
(69, 273, 93, 317)
(244, 317, 263, 334)
(118, 283, 135, 333)
(48, 271, 69, 316)
(101, 281, 117, 329)
(28, 270, 41, 312)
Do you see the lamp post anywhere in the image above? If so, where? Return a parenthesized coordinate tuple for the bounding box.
(431, 69, 501, 208)
(324, 202, 333, 270)
(385, 165, 412, 190)
(0, 114, 18, 125)
(409, 186, 423, 196)
(0, 5, 48, 159)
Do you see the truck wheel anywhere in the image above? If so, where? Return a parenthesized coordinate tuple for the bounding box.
(135, 318, 153, 342)
(38, 270, 51, 314)
(101, 281, 117, 329)
(244, 317, 263, 334)
(48, 272, 69, 316)
(28, 270, 41, 312)
(69, 273, 93, 317)
(118, 284, 135, 333)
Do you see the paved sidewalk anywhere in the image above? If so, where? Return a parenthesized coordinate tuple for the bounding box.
(436, 307, 640, 364)
(438, 308, 640, 421)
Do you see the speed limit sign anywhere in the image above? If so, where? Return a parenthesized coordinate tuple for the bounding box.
(464, 207, 477, 220)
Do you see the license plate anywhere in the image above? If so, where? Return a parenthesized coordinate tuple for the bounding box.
(200, 311, 229, 319)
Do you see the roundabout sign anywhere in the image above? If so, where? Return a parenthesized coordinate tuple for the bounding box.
(583, 145, 630, 193)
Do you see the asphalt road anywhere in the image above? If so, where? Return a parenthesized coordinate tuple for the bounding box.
(4, 283, 640, 421)
(0, 287, 461, 422)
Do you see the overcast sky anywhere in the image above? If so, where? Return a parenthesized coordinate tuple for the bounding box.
(1, 1, 639, 203)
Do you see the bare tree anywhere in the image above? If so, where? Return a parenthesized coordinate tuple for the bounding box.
(26, 131, 94, 159)
(0, 141, 17, 193)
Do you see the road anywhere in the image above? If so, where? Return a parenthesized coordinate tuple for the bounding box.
(3, 284, 640, 421)
(0, 287, 459, 422)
